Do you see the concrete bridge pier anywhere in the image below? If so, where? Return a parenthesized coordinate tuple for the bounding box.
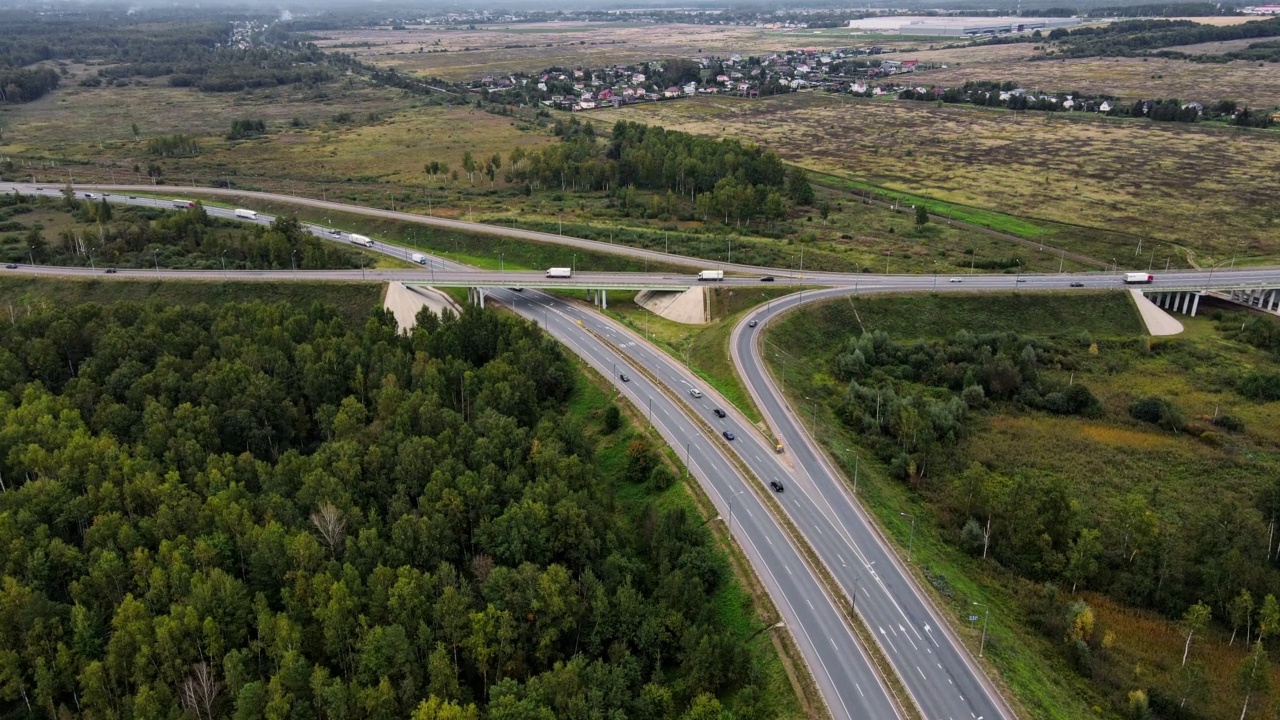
(468, 287, 486, 309)
(588, 289, 608, 309)
(1144, 290, 1201, 318)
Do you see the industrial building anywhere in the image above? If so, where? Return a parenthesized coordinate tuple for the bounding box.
(847, 15, 1083, 36)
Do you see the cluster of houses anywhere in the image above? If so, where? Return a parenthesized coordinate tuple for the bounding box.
(472, 45, 941, 112)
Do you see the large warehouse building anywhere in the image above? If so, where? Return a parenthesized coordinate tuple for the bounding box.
(847, 15, 1084, 36)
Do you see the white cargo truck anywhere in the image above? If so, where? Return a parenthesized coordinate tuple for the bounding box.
(349, 234, 374, 248)
(546, 267, 572, 278)
(411, 253, 427, 265)
(234, 208, 257, 220)
(1124, 272, 1154, 284)
(698, 270, 725, 281)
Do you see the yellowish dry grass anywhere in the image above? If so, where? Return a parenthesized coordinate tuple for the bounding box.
(915, 54, 1280, 109)
(605, 93, 1280, 261)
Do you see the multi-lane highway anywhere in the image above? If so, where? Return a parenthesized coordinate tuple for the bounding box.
(6, 181, 1279, 720)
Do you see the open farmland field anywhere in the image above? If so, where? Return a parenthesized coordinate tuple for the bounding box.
(316, 22, 885, 80)
(606, 92, 1280, 265)
(912, 53, 1280, 109)
(0, 72, 416, 156)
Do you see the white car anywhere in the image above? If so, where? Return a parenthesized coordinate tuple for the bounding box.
(949, 277, 962, 283)
(689, 389, 703, 398)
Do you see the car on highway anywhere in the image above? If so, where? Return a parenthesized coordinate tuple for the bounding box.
(689, 388, 702, 398)
(83, 193, 96, 199)
(1016, 277, 1027, 283)
(4, 264, 16, 270)
(105, 268, 117, 274)
(761, 276, 775, 282)
(619, 373, 630, 382)
(713, 408, 726, 418)
(128, 195, 137, 199)
(1070, 281, 1085, 288)
(510, 287, 524, 292)
(949, 277, 962, 283)
(722, 431, 735, 441)
(770, 480, 785, 493)
(748, 320, 758, 328)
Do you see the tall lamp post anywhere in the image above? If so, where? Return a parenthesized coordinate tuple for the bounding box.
(726, 488, 746, 536)
(973, 602, 990, 657)
(899, 511, 916, 562)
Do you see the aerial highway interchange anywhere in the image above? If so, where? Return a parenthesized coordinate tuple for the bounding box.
(6, 182, 1279, 720)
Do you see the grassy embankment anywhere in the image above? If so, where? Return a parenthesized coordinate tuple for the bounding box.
(763, 292, 1280, 718)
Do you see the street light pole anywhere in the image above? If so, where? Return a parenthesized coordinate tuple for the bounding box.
(153, 250, 159, 271)
(899, 512, 916, 562)
(727, 488, 746, 536)
(973, 602, 989, 657)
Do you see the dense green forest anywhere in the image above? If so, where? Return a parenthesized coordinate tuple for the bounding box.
(1, 191, 365, 270)
(507, 120, 812, 226)
(0, 299, 777, 718)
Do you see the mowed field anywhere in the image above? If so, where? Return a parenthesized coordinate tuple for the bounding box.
(606, 92, 1280, 263)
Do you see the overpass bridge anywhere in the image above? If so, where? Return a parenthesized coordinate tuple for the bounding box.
(1140, 281, 1280, 318)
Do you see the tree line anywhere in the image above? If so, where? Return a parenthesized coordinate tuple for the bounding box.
(505, 119, 813, 226)
(0, 299, 773, 718)
(0, 67, 60, 105)
(1047, 16, 1280, 59)
(2, 191, 364, 271)
(897, 81, 1273, 127)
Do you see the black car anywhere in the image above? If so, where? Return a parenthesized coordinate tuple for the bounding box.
(722, 431, 735, 441)
(4, 263, 17, 270)
(105, 268, 117, 274)
(1070, 282, 1085, 288)
(1016, 278, 1027, 283)
(770, 481, 784, 493)
(619, 373, 630, 383)
(713, 408, 726, 418)
(128, 195, 137, 199)
(761, 276, 775, 282)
